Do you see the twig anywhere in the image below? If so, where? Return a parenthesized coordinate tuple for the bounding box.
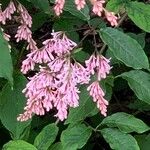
(55, 118, 60, 125)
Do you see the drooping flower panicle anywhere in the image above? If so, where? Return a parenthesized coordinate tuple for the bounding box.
(87, 81, 108, 116)
(17, 31, 92, 121)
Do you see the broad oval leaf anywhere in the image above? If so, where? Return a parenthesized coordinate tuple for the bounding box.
(0, 30, 13, 85)
(61, 124, 92, 150)
(100, 27, 149, 69)
(101, 112, 149, 133)
(34, 123, 58, 150)
(0, 73, 31, 139)
(101, 128, 140, 150)
(120, 70, 150, 105)
(126, 2, 150, 33)
(2, 140, 37, 150)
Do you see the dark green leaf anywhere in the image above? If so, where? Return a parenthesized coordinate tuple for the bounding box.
(0, 30, 13, 85)
(127, 33, 146, 49)
(106, 0, 126, 13)
(135, 134, 150, 150)
(0, 73, 31, 139)
(101, 112, 149, 133)
(100, 27, 149, 69)
(34, 123, 58, 150)
(49, 142, 63, 150)
(128, 99, 150, 111)
(120, 70, 150, 105)
(101, 128, 140, 150)
(126, 2, 150, 33)
(2, 140, 37, 150)
(64, 0, 90, 21)
(61, 124, 92, 150)
(28, 0, 51, 15)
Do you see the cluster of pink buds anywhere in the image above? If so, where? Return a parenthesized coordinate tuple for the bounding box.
(54, 0, 118, 26)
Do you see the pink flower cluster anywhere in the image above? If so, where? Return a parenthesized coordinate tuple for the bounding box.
(18, 31, 111, 121)
(0, 1, 37, 52)
(18, 31, 91, 121)
(0, 1, 16, 24)
(54, 0, 118, 26)
(0, 1, 111, 122)
(86, 53, 111, 116)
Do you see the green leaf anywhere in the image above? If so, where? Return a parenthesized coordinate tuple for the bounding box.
(100, 27, 149, 69)
(127, 33, 146, 49)
(0, 73, 31, 139)
(101, 112, 149, 133)
(61, 124, 92, 150)
(2, 140, 37, 150)
(89, 18, 106, 29)
(32, 12, 49, 31)
(49, 142, 63, 150)
(34, 123, 58, 150)
(0, 30, 13, 85)
(135, 134, 150, 150)
(106, 0, 126, 13)
(53, 18, 80, 43)
(101, 128, 140, 150)
(27, 0, 51, 15)
(72, 51, 90, 62)
(128, 99, 150, 111)
(64, 0, 90, 21)
(126, 2, 150, 33)
(120, 70, 150, 105)
(65, 85, 98, 124)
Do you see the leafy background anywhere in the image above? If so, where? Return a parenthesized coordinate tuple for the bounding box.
(0, 0, 150, 149)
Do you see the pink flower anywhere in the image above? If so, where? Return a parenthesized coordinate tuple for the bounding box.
(96, 55, 111, 80)
(26, 39, 38, 51)
(48, 57, 66, 72)
(51, 31, 77, 55)
(86, 54, 111, 80)
(3, 1, 16, 20)
(87, 81, 108, 116)
(18, 69, 57, 121)
(75, 0, 86, 10)
(27, 47, 54, 64)
(54, 99, 68, 121)
(92, 0, 105, 16)
(54, 0, 65, 16)
(105, 11, 118, 26)
(0, 6, 6, 24)
(21, 57, 35, 74)
(73, 62, 90, 84)
(15, 24, 32, 42)
(85, 54, 96, 75)
(18, 3, 32, 27)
